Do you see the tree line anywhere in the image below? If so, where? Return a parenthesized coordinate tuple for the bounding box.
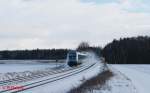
(0, 49, 68, 60)
(102, 36, 150, 64)
(0, 42, 102, 60)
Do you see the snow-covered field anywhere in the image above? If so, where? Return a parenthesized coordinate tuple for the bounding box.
(0, 60, 65, 81)
(0, 60, 64, 73)
(0, 63, 57, 73)
(91, 64, 150, 93)
(112, 65, 150, 93)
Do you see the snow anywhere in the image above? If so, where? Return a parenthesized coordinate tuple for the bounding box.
(0, 60, 65, 64)
(112, 65, 150, 93)
(0, 60, 65, 81)
(0, 60, 65, 73)
(0, 63, 56, 73)
(20, 62, 102, 93)
(84, 64, 150, 93)
(91, 65, 137, 93)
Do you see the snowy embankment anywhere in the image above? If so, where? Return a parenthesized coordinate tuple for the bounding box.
(112, 65, 150, 93)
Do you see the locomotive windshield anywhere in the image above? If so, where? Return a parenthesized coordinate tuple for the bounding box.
(69, 53, 76, 60)
(68, 51, 77, 61)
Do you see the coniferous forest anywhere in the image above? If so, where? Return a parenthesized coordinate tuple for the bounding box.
(0, 41, 102, 60)
(102, 36, 150, 64)
(0, 46, 101, 60)
(0, 49, 68, 60)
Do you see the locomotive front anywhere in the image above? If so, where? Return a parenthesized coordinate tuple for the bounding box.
(67, 50, 78, 67)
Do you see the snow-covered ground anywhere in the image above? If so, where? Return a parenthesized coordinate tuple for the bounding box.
(92, 65, 137, 93)
(0, 60, 65, 81)
(20, 62, 102, 93)
(112, 65, 150, 93)
(0, 63, 57, 73)
(90, 64, 150, 93)
(0, 60, 65, 64)
(0, 60, 66, 73)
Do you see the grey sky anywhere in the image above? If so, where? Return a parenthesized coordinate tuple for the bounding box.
(0, 0, 150, 50)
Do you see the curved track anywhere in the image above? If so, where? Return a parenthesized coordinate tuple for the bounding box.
(0, 63, 96, 93)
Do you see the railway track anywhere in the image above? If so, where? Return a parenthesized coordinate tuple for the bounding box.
(0, 66, 77, 86)
(0, 63, 96, 93)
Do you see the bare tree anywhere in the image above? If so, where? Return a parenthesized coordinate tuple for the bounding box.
(77, 42, 90, 51)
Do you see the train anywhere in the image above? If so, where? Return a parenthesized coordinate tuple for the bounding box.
(66, 50, 88, 67)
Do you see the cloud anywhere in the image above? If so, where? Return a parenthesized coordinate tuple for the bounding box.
(118, 0, 150, 13)
(81, 0, 150, 13)
(0, 0, 150, 50)
(80, 0, 118, 4)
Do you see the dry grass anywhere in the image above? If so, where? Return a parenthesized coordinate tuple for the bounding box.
(68, 70, 113, 93)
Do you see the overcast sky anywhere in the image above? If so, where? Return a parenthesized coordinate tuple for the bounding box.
(0, 0, 150, 50)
